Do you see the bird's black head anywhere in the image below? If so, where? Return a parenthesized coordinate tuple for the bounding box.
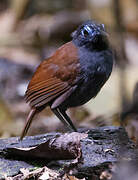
(72, 20, 109, 50)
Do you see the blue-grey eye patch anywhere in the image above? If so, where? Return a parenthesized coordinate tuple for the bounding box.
(97, 24, 105, 31)
(81, 25, 92, 36)
(101, 24, 105, 30)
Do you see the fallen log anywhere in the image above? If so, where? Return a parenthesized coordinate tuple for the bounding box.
(0, 126, 137, 179)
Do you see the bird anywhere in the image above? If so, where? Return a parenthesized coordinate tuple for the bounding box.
(20, 20, 113, 140)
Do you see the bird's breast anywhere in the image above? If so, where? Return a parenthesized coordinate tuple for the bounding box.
(61, 70, 107, 109)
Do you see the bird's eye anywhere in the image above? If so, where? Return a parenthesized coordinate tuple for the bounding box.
(81, 25, 91, 37)
(83, 29, 89, 36)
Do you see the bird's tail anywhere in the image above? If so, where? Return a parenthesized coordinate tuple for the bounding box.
(20, 108, 37, 140)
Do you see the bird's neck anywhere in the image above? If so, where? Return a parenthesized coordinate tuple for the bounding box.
(78, 46, 113, 77)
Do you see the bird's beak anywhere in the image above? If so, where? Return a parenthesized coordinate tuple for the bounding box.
(101, 30, 109, 37)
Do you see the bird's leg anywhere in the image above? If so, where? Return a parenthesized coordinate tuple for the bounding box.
(59, 109, 78, 131)
(51, 108, 77, 132)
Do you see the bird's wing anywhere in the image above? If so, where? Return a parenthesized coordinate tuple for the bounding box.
(25, 42, 80, 108)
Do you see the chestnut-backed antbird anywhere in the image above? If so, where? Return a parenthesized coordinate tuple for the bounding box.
(20, 20, 113, 140)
